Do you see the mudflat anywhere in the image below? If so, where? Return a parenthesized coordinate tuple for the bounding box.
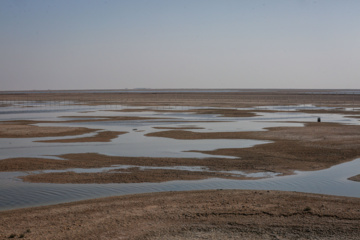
(0, 123, 96, 138)
(3, 121, 360, 183)
(1, 89, 360, 239)
(349, 174, 360, 182)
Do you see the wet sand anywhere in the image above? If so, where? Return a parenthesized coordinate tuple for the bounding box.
(34, 131, 127, 143)
(349, 174, 360, 182)
(0, 123, 96, 138)
(1, 90, 360, 239)
(2, 122, 358, 183)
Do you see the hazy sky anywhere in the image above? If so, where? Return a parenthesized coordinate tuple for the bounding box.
(1, 0, 360, 90)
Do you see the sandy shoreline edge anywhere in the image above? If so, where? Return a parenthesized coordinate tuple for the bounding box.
(1, 190, 360, 239)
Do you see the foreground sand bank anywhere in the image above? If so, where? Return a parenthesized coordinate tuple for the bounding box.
(1, 190, 359, 240)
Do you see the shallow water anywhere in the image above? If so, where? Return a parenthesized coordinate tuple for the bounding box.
(0, 129, 266, 159)
(0, 103, 359, 210)
(0, 158, 359, 211)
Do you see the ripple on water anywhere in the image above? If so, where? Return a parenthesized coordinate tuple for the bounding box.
(0, 159, 359, 211)
(1, 104, 360, 210)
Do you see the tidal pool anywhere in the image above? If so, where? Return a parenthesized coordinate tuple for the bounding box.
(0, 103, 359, 210)
(0, 158, 359, 211)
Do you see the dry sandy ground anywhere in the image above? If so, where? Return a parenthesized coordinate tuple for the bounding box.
(1, 190, 360, 240)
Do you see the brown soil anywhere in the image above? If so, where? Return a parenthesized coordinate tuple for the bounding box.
(1, 190, 359, 240)
(35, 131, 127, 143)
(147, 122, 360, 173)
(2, 153, 261, 183)
(4, 115, 169, 124)
(191, 108, 258, 117)
(21, 168, 254, 184)
(58, 115, 171, 122)
(108, 108, 258, 118)
(348, 174, 360, 182)
(3, 122, 360, 183)
(0, 123, 96, 138)
(1, 89, 360, 109)
(153, 126, 205, 130)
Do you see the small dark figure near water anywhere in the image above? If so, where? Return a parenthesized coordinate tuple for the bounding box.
(317, 117, 321, 122)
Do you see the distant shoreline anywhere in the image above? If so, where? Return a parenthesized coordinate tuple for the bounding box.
(1, 88, 360, 95)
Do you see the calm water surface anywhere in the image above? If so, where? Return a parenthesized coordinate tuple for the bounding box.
(0, 103, 359, 211)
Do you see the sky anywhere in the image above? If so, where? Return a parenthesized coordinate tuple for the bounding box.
(1, 0, 360, 91)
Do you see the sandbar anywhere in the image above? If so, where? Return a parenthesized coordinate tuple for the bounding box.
(0, 123, 96, 138)
(1, 190, 359, 240)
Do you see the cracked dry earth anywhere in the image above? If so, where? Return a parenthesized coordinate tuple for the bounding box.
(1, 190, 360, 240)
